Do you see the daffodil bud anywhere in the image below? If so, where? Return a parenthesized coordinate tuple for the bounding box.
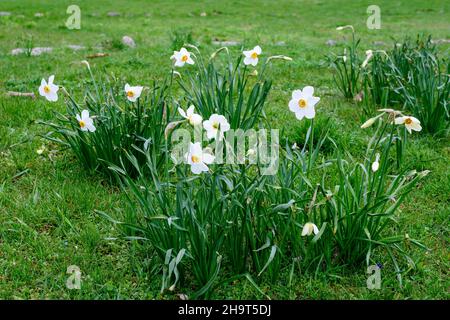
(361, 117, 377, 128)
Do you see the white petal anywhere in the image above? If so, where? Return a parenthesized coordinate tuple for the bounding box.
(289, 99, 298, 112)
(411, 123, 422, 132)
(186, 105, 195, 116)
(302, 86, 314, 97)
(301, 224, 309, 236)
(134, 86, 143, 98)
(254, 45, 262, 54)
(186, 57, 195, 65)
(174, 59, 185, 67)
(76, 114, 81, 122)
(294, 110, 305, 121)
(190, 114, 203, 126)
(47, 91, 58, 102)
(206, 128, 218, 140)
(292, 90, 303, 100)
(250, 58, 258, 66)
(190, 142, 202, 155)
(243, 50, 252, 57)
(202, 153, 215, 164)
(81, 110, 90, 120)
(203, 120, 213, 131)
(243, 57, 253, 65)
(48, 75, 55, 85)
(178, 107, 187, 119)
(308, 96, 320, 108)
(303, 106, 316, 119)
(125, 83, 130, 92)
(87, 123, 96, 132)
(313, 224, 319, 235)
(394, 117, 405, 125)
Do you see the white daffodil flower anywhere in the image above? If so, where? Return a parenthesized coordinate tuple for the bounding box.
(371, 153, 380, 172)
(124, 83, 143, 102)
(203, 114, 230, 140)
(185, 142, 215, 174)
(178, 105, 203, 126)
(301, 222, 319, 237)
(38, 75, 59, 102)
(171, 47, 194, 67)
(362, 50, 373, 68)
(394, 116, 422, 134)
(288, 86, 320, 120)
(243, 45, 262, 66)
(76, 110, 96, 132)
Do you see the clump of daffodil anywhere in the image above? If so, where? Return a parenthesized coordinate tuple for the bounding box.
(38, 75, 59, 102)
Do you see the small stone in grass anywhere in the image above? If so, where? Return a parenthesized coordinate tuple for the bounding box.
(431, 39, 450, 44)
(211, 39, 240, 46)
(200, 12, 207, 17)
(373, 41, 386, 46)
(0, 11, 11, 16)
(31, 47, 53, 56)
(275, 41, 286, 46)
(107, 11, 120, 17)
(326, 39, 337, 46)
(34, 12, 44, 17)
(11, 48, 25, 55)
(67, 44, 86, 51)
(121, 36, 136, 48)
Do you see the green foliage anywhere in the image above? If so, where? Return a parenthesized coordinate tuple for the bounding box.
(41, 66, 173, 180)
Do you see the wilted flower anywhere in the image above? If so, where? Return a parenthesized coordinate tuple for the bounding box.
(171, 47, 194, 67)
(243, 45, 262, 66)
(203, 114, 230, 140)
(178, 105, 202, 126)
(371, 153, 380, 172)
(38, 75, 59, 102)
(76, 110, 96, 132)
(301, 222, 319, 236)
(394, 116, 422, 133)
(288, 86, 320, 120)
(185, 142, 215, 174)
(124, 83, 143, 102)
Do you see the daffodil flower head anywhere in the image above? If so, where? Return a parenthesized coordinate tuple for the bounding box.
(243, 45, 262, 66)
(185, 142, 215, 174)
(171, 47, 194, 67)
(371, 153, 380, 172)
(288, 86, 320, 120)
(178, 105, 203, 126)
(394, 116, 422, 134)
(301, 222, 319, 237)
(39, 75, 59, 102)
(124, 83, 143, 102)
(76, 110, 96, 132)
(203, 114, 231, 140)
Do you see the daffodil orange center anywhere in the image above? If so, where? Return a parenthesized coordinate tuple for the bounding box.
(191, 155, 200, 163)
(181, 55, 188, 62)
(44, 85, 50, 93)
(127, 91, 134, 97)
(405, 118, 412, 125)
(79, 120, 86, 128)
(251, 52, 258, 59)
(298, 99, 307, 108)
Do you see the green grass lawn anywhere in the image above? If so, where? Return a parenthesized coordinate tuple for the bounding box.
(0, 0, 449, 299)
